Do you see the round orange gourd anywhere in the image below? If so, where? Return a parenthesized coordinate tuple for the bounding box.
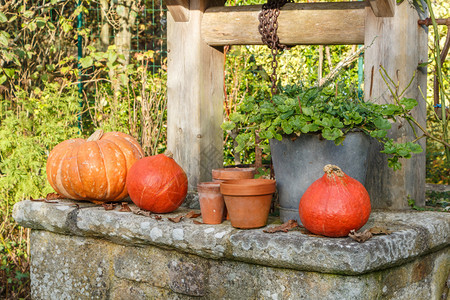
(46, 130, 144, 202)
(298, 164, 371, 237)
(126, 153, 188, 213)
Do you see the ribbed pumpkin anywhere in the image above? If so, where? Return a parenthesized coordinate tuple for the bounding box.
(126, 152, 188, 213)
(46, 130, 144, 203)
(298, 164, 371, 237)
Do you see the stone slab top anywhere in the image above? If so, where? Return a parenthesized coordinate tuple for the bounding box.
(13, 199, 450, 275)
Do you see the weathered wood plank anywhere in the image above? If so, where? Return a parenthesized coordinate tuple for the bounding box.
(364, 3, 428, 208)
(167, 0, 224, 201)
(202, 2, 367, 46)
(367, 0, 395, 17)
(166, 0, 190, 22)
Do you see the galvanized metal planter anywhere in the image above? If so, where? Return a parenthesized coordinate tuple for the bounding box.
(270, 131, 373, 223)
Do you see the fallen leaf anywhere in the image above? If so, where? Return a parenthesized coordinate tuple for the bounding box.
(44, 199, 59, 203)
(263, 220, 299, 233)
(119, 202, 132, 212)
(102, 203, 116, 211)
(348, 229, 373, 243)
(132, 208, 152, 217)
(184, 211, 201, 219)
(369, 226, 393, 235)
(129, 205, 140, 213)
(193, 220, 204, 225)
(46, 193, 63, 200)
(168, 215, 183, 223)
(30, 197, 44, 202)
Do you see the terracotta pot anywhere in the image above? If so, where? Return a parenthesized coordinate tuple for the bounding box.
(197, 182, 225, 224)
(212, 167, 256, 182)
(211, 167, 255, 220)
(220, 179, 276, 229)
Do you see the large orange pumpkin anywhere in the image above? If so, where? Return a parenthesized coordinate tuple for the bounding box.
(46, 130, 144, 202)
(298, 164, 371, 237)
(126, 152, 188, 213)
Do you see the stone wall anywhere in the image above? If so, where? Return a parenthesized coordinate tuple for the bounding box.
(13, 200, 450, 299)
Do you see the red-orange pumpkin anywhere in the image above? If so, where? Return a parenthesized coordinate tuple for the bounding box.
(126, 152, 188, 213)
(298, 164, 371, 237)
(46, 130, 144, 202)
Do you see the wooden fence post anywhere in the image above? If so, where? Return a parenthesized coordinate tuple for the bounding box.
(364, 1, 428, 208)
(167, 0, 225, 204)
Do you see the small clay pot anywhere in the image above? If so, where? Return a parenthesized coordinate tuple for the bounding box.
(212, 167, 256, 220)
(220, 179, 276, 229)
(212, 167, 256, 182)
(197, 182, 225, 225)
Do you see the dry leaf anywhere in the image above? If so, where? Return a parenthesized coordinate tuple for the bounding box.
(184, 211, 201, 219)
(129, 205, 141, 213)
(132, 209, 152, 217)
(139, 210, 153, 217)
(168, 215, 183, 223)
(119, 202, 132, 212)
(263, 219, 299, 233)
(369, 226, 392, 235)
(46, 193, 63, 200)
(193, 220, 204, 225)
(348, 229, 373, 243)
(102, 203, 116, 211)
(30, 196, 43, 202)
(44, 199, 59, 203)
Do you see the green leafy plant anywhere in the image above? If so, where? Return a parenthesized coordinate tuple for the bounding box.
(222, 81, 423, 171)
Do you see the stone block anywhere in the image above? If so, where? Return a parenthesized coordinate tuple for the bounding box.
(13, 200, 450, 299)
(30, 231, 112, 299)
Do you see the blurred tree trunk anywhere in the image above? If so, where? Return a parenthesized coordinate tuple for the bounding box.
(109, 0, 138, 126)
(114, 0, 137, 66)
(99, 0, 111, 52)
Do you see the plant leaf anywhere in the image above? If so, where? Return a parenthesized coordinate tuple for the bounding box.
(348, 229, 372, 243)
(322, 127, 343, 141)
(263, 220, 298, 233)
(368, 226, 392, 235)
(184, 211, 201, 218)
(119, 202, 131, 212)
(79, 56, 93, 69)
(373, 117, 391, 130)
(0, 12, 7, 23)
(221, 121, 235, 131)
(168, 215, 183, 223)
(399, 98, 418, 110)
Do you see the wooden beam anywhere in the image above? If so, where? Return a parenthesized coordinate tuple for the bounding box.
(367, 0, 395, 17)
(364, 3, 428, 208)
(166, 0, 190, 22)
(202, 2, 367, 46)
(167, 0, 224, 204)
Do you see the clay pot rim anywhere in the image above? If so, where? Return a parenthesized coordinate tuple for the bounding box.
(212, 167, 256, 180)
(197, 181, 221, 193)
(220, 178, 276, 196)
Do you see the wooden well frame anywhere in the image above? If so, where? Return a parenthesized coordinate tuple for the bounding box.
(165, 0, 428, 208)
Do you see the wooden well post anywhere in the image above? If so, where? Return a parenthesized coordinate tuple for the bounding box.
(166, 0, 428, 208)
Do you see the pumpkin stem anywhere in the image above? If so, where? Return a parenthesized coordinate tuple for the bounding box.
(323, 164, 345, 177)
(164, 150, 174, 159)
(87, 129, 104, 142)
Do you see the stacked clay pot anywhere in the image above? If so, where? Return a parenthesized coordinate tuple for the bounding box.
(220, 178, 276, 229)
(197, 182, 224, 225)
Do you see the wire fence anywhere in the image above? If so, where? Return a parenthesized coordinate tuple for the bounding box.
(85, 0, 167, 73)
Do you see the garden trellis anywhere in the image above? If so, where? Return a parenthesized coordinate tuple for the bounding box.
(85, 0, 168, 71)
(165, 0, 428, 208)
